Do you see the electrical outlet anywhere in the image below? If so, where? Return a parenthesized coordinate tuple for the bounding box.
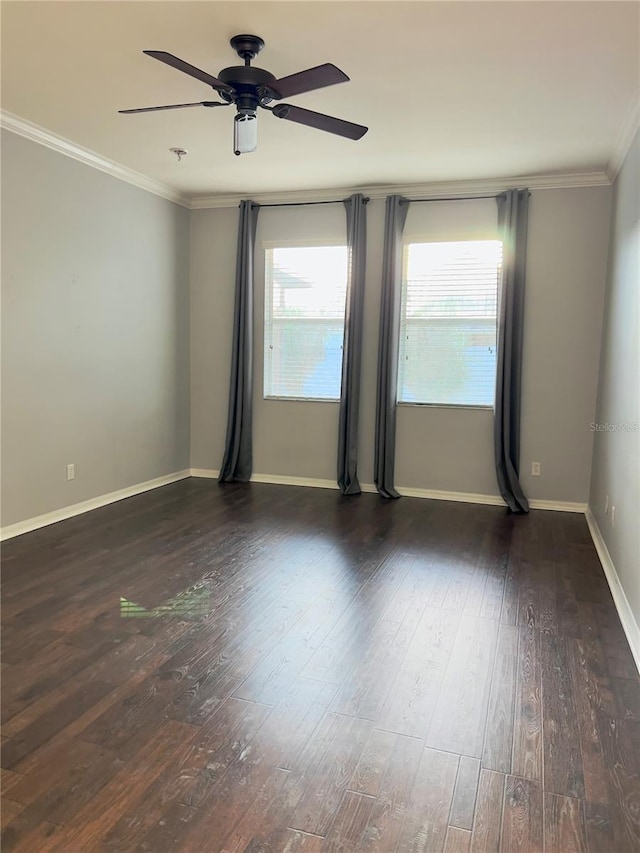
(531, 462, 541, 476)
(604, 494, 609, 514)
(611, 505, 616, 527)
(66, 463, 75, 481)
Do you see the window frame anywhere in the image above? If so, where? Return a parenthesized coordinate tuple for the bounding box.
(262, 240, 348, 403)
(397, 236, 502, 410)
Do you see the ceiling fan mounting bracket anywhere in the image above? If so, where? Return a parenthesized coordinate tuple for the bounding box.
(229, 34, 265, 63)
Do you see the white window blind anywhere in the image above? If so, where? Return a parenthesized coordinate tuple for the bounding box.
(398, 240, 502, 407)
(264, 245, 348, 400)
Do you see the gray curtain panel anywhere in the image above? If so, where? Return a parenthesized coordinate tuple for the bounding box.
(495, 189, 530, 513)
(374, 195, 410, 498)
(219, 200, 260, 483)
(337, 193, 367, 495)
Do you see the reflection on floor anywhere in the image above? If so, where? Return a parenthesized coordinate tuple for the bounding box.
(120, 584, 211, 620)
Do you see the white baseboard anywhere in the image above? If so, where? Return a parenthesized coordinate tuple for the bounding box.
(195, 468, 504, 504)
(0, 470, 191, 541)
(528, 499, 587, 513)
(250, 472, 339, 491)
(586, 508, 640, 674)
(373, 484, 506, 506)
(189, 469, 585, 513)
(190, 468, 220, 479)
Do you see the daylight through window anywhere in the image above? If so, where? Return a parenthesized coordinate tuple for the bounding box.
(398, 240, 502, 406)
(264, 245, 348, 400)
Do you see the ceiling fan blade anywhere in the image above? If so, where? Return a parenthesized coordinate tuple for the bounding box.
(270, 63, 349, 99)
(119, 101, 227, 114)
(272, 104, 368, 140)
(143, 51, 233, 93)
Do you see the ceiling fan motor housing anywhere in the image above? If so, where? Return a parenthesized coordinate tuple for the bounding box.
(218, 66, 278, 113)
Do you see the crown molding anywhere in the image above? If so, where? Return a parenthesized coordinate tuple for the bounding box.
(2, 108, 612, 211)
(606, 98, 640, 182)
(189, 170, 611, 209)
(0, 110, 190, 208)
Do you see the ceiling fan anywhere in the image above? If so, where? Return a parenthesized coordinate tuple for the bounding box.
(119, 34, 368, 156)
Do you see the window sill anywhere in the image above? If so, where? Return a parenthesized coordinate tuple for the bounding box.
(263, 396, 340, 404)
(397, 402, 494, 411)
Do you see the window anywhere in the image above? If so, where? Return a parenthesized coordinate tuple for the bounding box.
(398, 240, 502, 407)
(264, 245, 348, 400)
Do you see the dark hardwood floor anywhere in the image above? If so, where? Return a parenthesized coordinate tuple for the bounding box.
(1, 479, 639, 852)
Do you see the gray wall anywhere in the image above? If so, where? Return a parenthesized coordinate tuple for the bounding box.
(590, 131, 640, 621)
(1, 130, 190, 527)
(189, 185, 612, 503)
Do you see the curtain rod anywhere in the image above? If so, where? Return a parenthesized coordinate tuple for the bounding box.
(403, 194, 499, 203)
(246, 197, 370, 208)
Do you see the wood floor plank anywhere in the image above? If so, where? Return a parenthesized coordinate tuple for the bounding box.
(28, 719, 199, 851)
(612, 675, 640, 721)
(537, 562, 559, 638)
(0, 744, 123, 850)
(176, 696, 273, 809)
(483, 625, 518, 773)
(543, 793, 587, 853)
(512, 626, 542, 783)
(378, 608, 460, 739)
(569, 637, 615, 803)
(322, 790, 375, 852)
(0, 769, 24, 797)
(300, 554, 409, 685)
(287, 714, 373, 836)
(1, 640, 113, 727)
(1, 799, 25, 831)
(541, 635, 585, 799)
(218, 767, 294, 852)
(0, 818, 66, 853)
(1, 737, 121, 822)
(102, 704, 274, 851)
(395, 747, 459, 853)
(450, 756, 481, 831)
(349, 728, 398, 797)
(331, 606, 425, 722)
(462, 520, 509, 619)
(254, 677, 338, 773)
(500, 775, 543, 852)
(584, 802, 616, 852)
(595, 711, 640, 850)
(1, 680, 116, 770)
(233, 595, 349, 706)
(151, 716, 307, 853)
(499, 536, 521, 628)
(444, 826, 472, 853)
(427, 616, 499, 758)
(354, 733, 424, 852)
(277, 829, 324, 852)
(1, 632, 173, 738)
(470, 769, 505, 853)
(516, 558, 540, 633)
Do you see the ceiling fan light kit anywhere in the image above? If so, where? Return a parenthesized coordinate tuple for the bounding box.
(119, 34, 368, 156)
(234, 112, 258, 155)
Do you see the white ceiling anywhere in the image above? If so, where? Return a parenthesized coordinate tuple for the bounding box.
(1, 1, 638, 200)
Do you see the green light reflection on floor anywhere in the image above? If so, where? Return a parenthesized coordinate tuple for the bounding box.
(120, 584, 210, 619)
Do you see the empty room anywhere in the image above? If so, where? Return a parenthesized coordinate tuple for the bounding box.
(1, 1, 639, 851)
